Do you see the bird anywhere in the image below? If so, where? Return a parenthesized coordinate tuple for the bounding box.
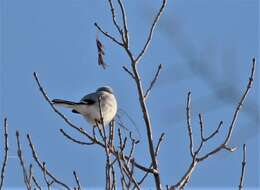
(52, 86, 117, 126)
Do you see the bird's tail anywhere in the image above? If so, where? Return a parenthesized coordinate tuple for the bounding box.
(52, 99, 79, 108)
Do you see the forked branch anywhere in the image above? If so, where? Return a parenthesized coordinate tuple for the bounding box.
(171, 58, 256, 189)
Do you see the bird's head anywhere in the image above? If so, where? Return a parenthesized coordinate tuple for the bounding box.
(96, 86, 114, 94)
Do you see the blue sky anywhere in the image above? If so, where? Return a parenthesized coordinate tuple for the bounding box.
(0, 0, 259, 189)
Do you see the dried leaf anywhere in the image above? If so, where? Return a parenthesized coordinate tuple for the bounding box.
(96, 36, 107, 69)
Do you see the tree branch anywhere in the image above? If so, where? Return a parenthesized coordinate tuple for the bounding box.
(60, 129, 94, 145)
(16, 131, 31, 190)
(198, 58, 256, 162)
(94, 22, 123, 47)
(238, 144, 247, 190)
(0, 118, 8, 190)
(107, 0, 124, 38)
(117, 0, 129, 46)
(135, 0, 167, 63)
(186, 92, 194, 157)
(27, 134, 71, 190)
(122, 66, 135, 79)
(171, 58, 256, 189)
(144, 64, 162, 100)
(33, 72, 104, 147)
(73, 171, 82, 190)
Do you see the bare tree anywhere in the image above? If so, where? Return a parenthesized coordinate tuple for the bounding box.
(0, 1, 256, 189)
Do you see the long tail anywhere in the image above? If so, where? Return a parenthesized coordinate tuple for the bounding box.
(52, 99, 79, 108)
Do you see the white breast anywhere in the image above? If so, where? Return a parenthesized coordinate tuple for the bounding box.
(75, 92, 117, 126)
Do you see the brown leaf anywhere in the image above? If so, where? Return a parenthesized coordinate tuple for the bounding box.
(96, 36, 107, 69)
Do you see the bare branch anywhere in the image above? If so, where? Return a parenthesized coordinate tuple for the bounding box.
(42, 162, 53, 190)
(16, 131, 31, 190)
(33, 72, 104, 147)
(100, 4, 167, 187)
(172, 58, 256, 189)
(198, 58, 256, 162)
(27, 134, 71, 190)
(117, 0, 129, 46)
(97, 97, 113, 190)
(0, 118, 8, 190)
(60, 129, 94, 145)
(118, 153, 140, 190)
(223, 145, 237, 152)
(194, 113, 204, 155)
(138, 133, 165, 186)
(32, 176, 42, 190)
(144, 64, 162, 99)
(135, 0, 167, 63)
(203, 121, 223, 141)
(28, 165, 42, 190)
(172, 159, 198, 189)
(129, 63, 162, 188)
(186, 92, 194, 157)
(107, 0, 124, 37)
(239, 144, 247, 190)
(111, 166, 116, 190)
(224, 57, 256, 144)
(122, 66, 135, 79)
(94, 22, 123, 47)
(126, 133, 137, 166)
(155, 133, 165, 157)
(73, 171, 82, 190)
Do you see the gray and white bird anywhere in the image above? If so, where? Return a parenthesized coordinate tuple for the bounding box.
(52, 86, 117, 125)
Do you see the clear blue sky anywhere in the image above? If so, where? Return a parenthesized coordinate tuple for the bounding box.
(1, 0, 259, 189)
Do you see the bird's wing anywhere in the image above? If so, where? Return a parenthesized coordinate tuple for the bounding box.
(80, 93, 97, 105)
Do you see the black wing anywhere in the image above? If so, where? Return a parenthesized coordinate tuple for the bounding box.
(71, 98, 96, 114)
(80, 98, 96, 105)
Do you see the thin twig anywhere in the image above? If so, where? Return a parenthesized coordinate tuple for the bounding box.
(135, 0, 167, 63)
(73, 171, 82, 190)
(172, 58, 256, 189)
(117, 155, 127, 190)
(28, 164, 33, 188)
(111, 166, 116, 190)
(42, 162, 53, 190)
(107, 0, 124, 39)
(32, 176, 42, 190)
(138, 133, 165, 186)
(155, 133, 165, 157)
(144, 64, 162, 99)
(0, 118, 8, 190)
(94, 23, 123, 47)
(122, 66, 135, 79)
(27, 134, 71, 190)
(16, 131, 31, 190)
(186, 92, 194, 157)
(117, 0, 129, 46)
(239, 144, 247, 190)
(194, 113, 205, 155)
(203, 121, 223, 141)
(118, 153, 140, 190)
(60, 129, 94, 145)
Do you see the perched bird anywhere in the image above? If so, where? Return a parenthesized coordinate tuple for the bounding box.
(52, 86, 117, 126)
